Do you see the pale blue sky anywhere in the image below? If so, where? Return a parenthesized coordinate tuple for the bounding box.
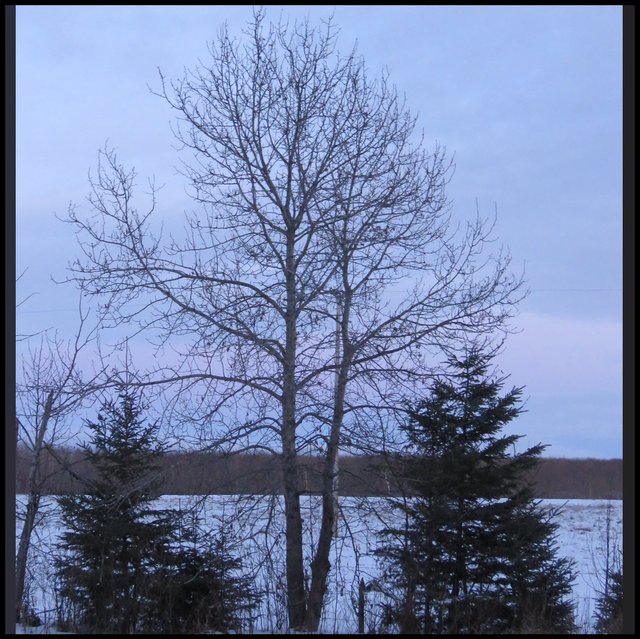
(15, 5, 623, 458)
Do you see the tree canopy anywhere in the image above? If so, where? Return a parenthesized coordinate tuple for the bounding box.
(65, 9, 525, 630)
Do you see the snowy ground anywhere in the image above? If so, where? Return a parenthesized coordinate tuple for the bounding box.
(15, 495, 622, 634)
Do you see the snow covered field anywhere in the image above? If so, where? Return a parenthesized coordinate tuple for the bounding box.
(15, 495, 622, 634)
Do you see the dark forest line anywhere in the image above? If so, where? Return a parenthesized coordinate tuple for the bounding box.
(16, 448, 622, 500)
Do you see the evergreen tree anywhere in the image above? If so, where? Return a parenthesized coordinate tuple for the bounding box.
(54, 389, 257, 633)
(145, 516, 259, 634)
(376, 346, 576, 634)
(593, 568, 623, 634)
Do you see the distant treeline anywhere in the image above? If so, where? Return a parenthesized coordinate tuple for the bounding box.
(16, 447, 622, 500)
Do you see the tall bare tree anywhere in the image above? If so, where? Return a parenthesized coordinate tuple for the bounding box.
(64, 10, 525, 630)
(15, 301, 107, 622)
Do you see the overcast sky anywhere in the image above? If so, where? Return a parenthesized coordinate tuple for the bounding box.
(15, 5, 623, 458)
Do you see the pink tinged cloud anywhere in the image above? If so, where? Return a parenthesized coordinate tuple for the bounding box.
(499, 312, 622, 396)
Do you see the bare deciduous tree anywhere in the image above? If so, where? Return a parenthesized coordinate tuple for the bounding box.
(64, 10, 525, 631)
(16, 301, 106, 622)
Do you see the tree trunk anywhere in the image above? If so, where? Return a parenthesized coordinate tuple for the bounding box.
(304, 344, 351, 629)
(16, 390, 54, 621)
(281, 236, 307, 630)
(357, 578, 365, 633)
(282, 414, 306, 629)
(304, 433, 340, 631)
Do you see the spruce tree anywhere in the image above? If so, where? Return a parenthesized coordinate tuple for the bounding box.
(593, 568, 623, 633)
(54, 389, 257, 633)
(55, 390, 172, 633)
(145, 516, 259, 633)
(376, 346, 576, 634)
